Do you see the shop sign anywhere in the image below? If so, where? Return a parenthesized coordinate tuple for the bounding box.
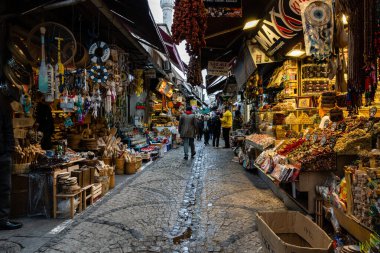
(253, 0, 313, 57)
(144, 69, 156, 79)
(207, 61, 230, 76)
(204, 0, 242, 18)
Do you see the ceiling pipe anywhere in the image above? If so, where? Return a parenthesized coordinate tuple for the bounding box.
(21, 0, 87, 15)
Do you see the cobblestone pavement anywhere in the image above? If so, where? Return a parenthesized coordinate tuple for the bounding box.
(35, 143, 285, 253)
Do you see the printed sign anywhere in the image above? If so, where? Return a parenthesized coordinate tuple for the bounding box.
(204, 0, 242, 18)
(144, 69, 156, 79)
(207, 61, 230, 76)
(248, 45, 275, 65)
(252, 0, 313, 57)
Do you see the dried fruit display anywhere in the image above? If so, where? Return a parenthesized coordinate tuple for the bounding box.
(172, 0, 207, 56)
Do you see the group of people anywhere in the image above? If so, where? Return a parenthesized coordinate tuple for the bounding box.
(178, 106, 233, 160)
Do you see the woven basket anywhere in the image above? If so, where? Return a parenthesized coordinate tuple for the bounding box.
(115, 158, 125, 175)
(125, 161, 137, 175)
(135, 157, 142, 171)
(12, 163, 30, 174)
(67, 134, 82, 149)
(81, 129, 98, 150)
(109, 172, 115, 189)
(102, 157, 112, 165)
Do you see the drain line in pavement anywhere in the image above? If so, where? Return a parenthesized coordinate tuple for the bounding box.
(168, 146, 206, 248)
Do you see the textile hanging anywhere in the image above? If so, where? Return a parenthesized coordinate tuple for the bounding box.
(301, 0, 334, 60)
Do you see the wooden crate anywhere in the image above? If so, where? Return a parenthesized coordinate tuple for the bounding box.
(333, 207, 372, 242)
(92, 183, 102, 200)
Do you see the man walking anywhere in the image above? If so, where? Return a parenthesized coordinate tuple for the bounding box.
(0, 82, 23, 230)
(221, 106, 232, 148)
(179, 106, 197, 160)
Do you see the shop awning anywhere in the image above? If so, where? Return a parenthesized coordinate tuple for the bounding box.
(206, 76, 227, 95)
(158, 25, 185, 73)
(102, 0, 167, 54)
(200, 0, 273, 69)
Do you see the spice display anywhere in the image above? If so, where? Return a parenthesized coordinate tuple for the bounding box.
(334, 129, 371, 154)
(172, 0, 207, 56)
(297, 113, 313, 124)
(285, 113, 297, 124)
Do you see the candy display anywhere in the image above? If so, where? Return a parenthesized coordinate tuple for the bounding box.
(245, 134, 275, 149)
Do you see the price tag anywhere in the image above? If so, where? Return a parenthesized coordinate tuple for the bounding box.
(305, 133, 311, 141)
(331, 122, 337, 131)
(320, 135, 327, 146)
(324, 119, 330, 128)
(330, 136, 337, 149)
(338, 122, 347, 132)
(370, 107, 377, 118)
(312, 133, 319, 143)
(365, 121, 374, 132)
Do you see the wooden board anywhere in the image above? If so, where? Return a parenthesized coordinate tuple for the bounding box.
(333, 207, 372, 242)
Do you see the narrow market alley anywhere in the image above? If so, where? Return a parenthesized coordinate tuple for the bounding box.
(2, 144, 285, 253)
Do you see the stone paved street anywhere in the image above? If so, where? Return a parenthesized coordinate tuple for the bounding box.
(8, 143, 285, 253)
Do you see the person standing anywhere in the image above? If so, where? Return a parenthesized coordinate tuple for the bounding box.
(221, 106, 232, 148)
(203, 116, 211, 145)
(179, 106, 197, 160)
(0, 83, 23, 230)
(211, 112, 222, 148)
(233, 107, 243, 130)
(35, 92, 54, 150)
(196, 115, 204, 141)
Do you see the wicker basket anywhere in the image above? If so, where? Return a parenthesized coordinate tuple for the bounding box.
(115, 158, 125, 175)
(109, 172, 115, 189)
(67, 134, 81, 150)
(12, 163, 30, 174)
(80, 129, 98, 150)
(125, 161, 137, 174)
(136, 157, 142, 171)
(102, 157, 112, 165)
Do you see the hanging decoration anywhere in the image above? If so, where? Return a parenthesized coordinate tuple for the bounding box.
(172, 0, 207, 56)
(89, 65, 109, 84)
(105, 89, 112, 113)
(301, 0, 334, 61)
(187, 55, 202, 86)
(133, 69, 144, 96)
(89, 41, 110, 64)
(38, 26, 48, 93)
(90, 89, 102, 118)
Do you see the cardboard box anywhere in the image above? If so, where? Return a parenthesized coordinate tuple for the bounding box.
(257, 211, 333, 253)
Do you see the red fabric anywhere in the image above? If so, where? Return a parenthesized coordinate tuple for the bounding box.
(185, 111, 192, 115)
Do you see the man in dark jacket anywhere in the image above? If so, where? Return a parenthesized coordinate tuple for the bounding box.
(0, 82, 23, 230)
(211, 113, 222, 148)
(179, 106, 197, 160)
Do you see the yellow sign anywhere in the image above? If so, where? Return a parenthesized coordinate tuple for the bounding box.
(190, 100, 197, 107)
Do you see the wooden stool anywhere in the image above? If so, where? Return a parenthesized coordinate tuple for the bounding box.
(55, 190, 83, 219)
(82, 184, 94, 210)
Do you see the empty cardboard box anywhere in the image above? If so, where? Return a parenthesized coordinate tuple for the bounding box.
(257, 211, 333, 253)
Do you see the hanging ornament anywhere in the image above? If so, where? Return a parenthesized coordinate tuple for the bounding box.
(301, 0, 334, 60)
(91, 89, 102, 118)
(20, 94, 32, 115)
(75, 94, 84, 124)
(89, 41, 110, 64)
(110, 81, 117, 102)
(105, 89, 112, 113)
(89, 65, 108, 84)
